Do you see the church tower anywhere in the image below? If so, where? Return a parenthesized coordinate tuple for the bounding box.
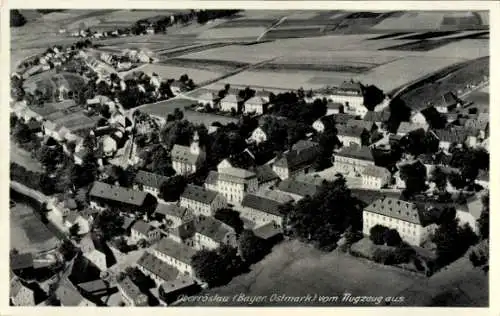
(190, 131, 201, 155)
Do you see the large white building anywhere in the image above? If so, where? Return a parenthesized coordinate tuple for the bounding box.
(333, 145, 375, 176)
(316, 81, 366, 115)
(153, 238, 198, 277)
(361, 165, 391, 189)
(180, 185, 226, 217)
(363, 197, 436, 246)
(171, 132, 206, 175)
(211, 166, 258, 204)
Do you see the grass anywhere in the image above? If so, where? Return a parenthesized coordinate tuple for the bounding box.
(10, 141, 44, 173)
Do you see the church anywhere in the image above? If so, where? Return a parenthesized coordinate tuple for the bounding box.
(171, 132, 206, 175)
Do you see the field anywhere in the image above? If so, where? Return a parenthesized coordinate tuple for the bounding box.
(178, 44, 280, 64)
(160, 58, 247, 74)
(121, 64, 224, 84)
(372, 11, 486, 31)
(10, 202, 59, 254)
(10, 141, 44, 173)
(52, 112, 101, 132)
(178, 240, 422, 306)
(23, 71, 86, 96)
(197, 27, 268, 40)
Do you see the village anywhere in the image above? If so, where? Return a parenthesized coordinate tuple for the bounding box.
(10, 9, 489, 307)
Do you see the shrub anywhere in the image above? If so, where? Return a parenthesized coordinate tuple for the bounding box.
(384, 229, 403, 246)
(370, 224, 389, 245)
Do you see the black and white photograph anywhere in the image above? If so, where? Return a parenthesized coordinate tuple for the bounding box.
(8, 6, 490, 308)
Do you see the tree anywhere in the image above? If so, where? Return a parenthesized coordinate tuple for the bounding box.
(173, 108, 184, 121)
(93, 209, 124, 240)
(159, 175, 187, 201)
(137, 238, 148, 248)
(370, 224, 388, 245)
(478, 193, 489, 239)
(192, 245, 242, 287)
(383, 229, 402, 246)
(238, 230, 271, 264)
(432, 219, 478, 267)
(215, 208, 244, 234)
(400, 161, 427, 198)
(59, 239, 77, 261)
(430, 166, 448, 192)
(69, 223, 80, 237)
(11, 10, 26, 27)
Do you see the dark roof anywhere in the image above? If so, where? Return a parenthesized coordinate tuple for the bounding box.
(56, 278, 95, 306)
(362, 165, 391, 178)
(160, 275, 197, 295)
(10, 253, 34, 270)
(154, 204, 193, 221)
(241, 194, 284, 217)
(181, 185, 218, 204)
(337, 125, 366, 138)
(397, 122, 426, 135)
(346, 119, 374, 131)
(363, 111, 390, 123)
(136, 252, 179, 283)
(77, 279, 110, 294)
(326, 102, 344, 109)
(433, 128, 469, 144)
(277, 179, 320, 197)
(253, 223, 282, 240)
(436, 91, 460, 108)
(118, 277, 147, 304)
(335, 145, 374, 162)
(155, 238, 197, 264)
(332, 113, 358, 124)
(27, 120, 42, 131)
(194, 216, 234, 243)
(364, 197, 432, 226)
(171, 144, 200, 165)
(253, 164, 279, 184)
(274, 142, 319, 171)
(121, 217, 136, 230)
(134, 170, 169, 189)
(218, 167, 256, 183)
(89, 181, 151, 206)
(131, 220, 155, 236)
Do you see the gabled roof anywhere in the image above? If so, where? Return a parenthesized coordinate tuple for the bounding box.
(364, 197, 432, 226)
(160, 275, 196, 295)
(245, 96, 266, 106)
(154, 204, 193, 221)
(336, 125, 366, 138)
(171, 144, 200, 165)
(363, 111, 390, 123)
(77, 279, 110, 294)
(241, 194, 284, 217)
(221, 94, 241, 103)
(277, 179, 320, 198)
(56, 278, 96, 306)
(253, 222, 282, 240)
(397, 122, 426, 135)
(362, 165, 391, 178)
(89, 181, 151, 206)
(155, 238, 197, 264)
(326, 102, 344, 109)
(204, 170, 219, 186)
(118, 277, 147, 305)
(335, 145, 374, 162)
(131, 220, 155, 236)
(136, 252, 179, 283)
(436, 91, 460, 108)
(433, 128, 469, 144)
(253, 164, 279, 184)
(181, 185, 219, 205)
(194, 216, 234, 243)
(134, 170, 170, 190)
(218, 167, 256, 183)
(347, 119, 374, 131)
(273, 141, 319, 171)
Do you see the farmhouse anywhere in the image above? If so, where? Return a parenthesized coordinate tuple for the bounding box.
(276, 179, 321, 201)
(317, 81, 366, 115)
(363, 197, 435, 246)
(433, 92, 462, 113)
(136, 252, 178, 286)
(244, 96, 268, 114)
(219, 94, 241, 112)
(153, 238, 197, 277)
(171, 132, 206, 175)
(133, 170, 170, 195)
(10, 278, 36, 306)
(333, 145, 375, 176)
(118, 277, 148, 307)
(361, 165, 391, 189)
(64, 211, 92, 235)
(240, 193, 286, 228)
(130, 220, 162, 243)
(272, 140, 319, 180)
(180, 185, 226, 217)
(89, 181, 158, 214)
(336, 125, 369, 147)
(212, 166, 258, 204)
(190, 216, 237, 251)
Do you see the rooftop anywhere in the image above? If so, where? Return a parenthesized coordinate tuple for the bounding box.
(160, 275, 197, 295)
(181, 185, 219, 205)
(154, 204, 193, 221)
(136, 252, 179, 283)
(118, 277, 147, 304)
(241, 194, 284, 217)
(134, 170, 170, 189)
(336, 125, 367, 138)
(277, 179, 320, 198)
(364, 197, 432, 226)
(433, 128, 470, 144)
(194, 216, 234, 243)
(131, 220, 156, 236)
(274, 141, 319, 171)
(335, 145, 374, 162)
(155, 237, 197, 264)
(218, 166, 257, 183)
(362, 165, 391, 178)
(253, 222, 283, 240)
(171, 144, 200, 165)
(90, 181, 152, 206)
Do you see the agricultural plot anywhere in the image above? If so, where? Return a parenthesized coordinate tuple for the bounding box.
(197, 27, 267, 40)
(263, 27, 325, 40)
(100, 9, 179, 23)
(215, 19, 277, 29)
(126, 64, 224, 84)
(161, 58, 248, 74)
(23, 72, 86, 96)
(372, 11, 484, 31)
(178, 44, 280, 64)
(381, 31, 489, 52)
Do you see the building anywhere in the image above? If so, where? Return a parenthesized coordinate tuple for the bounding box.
(118, 277, 148, 306)
(197, 92, 217, 108)
(456, 194, 485, 234)
(56, 278, 96, 307)
(131, 220, 162, 243)
(272, 140, 319, 180)
(316, 81, 365, 112)
(180, 185, 226, 217)
(80, 235, 108, 272)
(276, 179, 321, 201)
(153, 238, 197, 277)
(396, 122, 428, 136)
(219, 94, 241, 112)
(89, 181, 158, 214)
(254, 164, 280, 188)
(133, 170, 170, 195)
(244, 96, 267, 114)
(333, 145, 375, 176)
(363, 110, 390, 128)
(10, 277, 35, 306)
(136, 252, 179, 286)
(326, 102, 344, 115)
(171, 132, 206, 175)
(363, 197, 435, 246)
(77, 279, 114, 299)
(240, 194, 286, 227)
(190, 216, 237, 250)
(410, 111, 428, 126)
(159, 276, 199, 305)
(336, 125, 368, 147)
(464, 118, 488, 139)
(153, 204, 195, 243)
(214, 166, 258, 203)
(64, 211, 92, 235)
(248, 126, 268, 144)
(434, 92, 461, 113)
(312, 114, 336, 133)
(361, 165, 391, 189)
(346, 119, 376, 132)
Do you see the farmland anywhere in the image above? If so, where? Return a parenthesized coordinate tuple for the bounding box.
(121, 64, 225, 84)
(23, 71, 86, 96)
(372, 11, 487, 31)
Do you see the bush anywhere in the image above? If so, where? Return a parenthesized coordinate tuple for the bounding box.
(384, 229, 403, 246)
(11, 10, 26, 27)
(370, 224, 389, 245)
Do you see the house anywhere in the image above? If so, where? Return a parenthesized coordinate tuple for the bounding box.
(153, 204, 195, 243)
(464, 118, 488, 139)
(312, 114, 336, 133)
(333, 145, 375, 176)
(118, 277, 148, 306)
(456, 194, 485, 234)
(133, 170, 170, 195)
(276, 179, 321, 201)
(219, 94, 241, 112)
(52, 198, 78, 219)
(159, 276, 199, 305)
(10, 277, 36, 306)
(316, 80, 365, 113)
(180, 185, 226, 217)
(77, 279, 114, 298)
(153, 238, 197, 277)
(272, 140, 319, 180)
(131, 220, 162, 243)
(432, 128, 475, 151)
(248, 126, 268, 144)
(56, 278, 96, 307)
(121, 217, 136, 236)
(363, 110, 390, 128)
(197, 92, 217, 108)
(42, 121, 62, 140)
(361, 165, 391, 189)
(240, 194, 286, 227)
(204, 170, 219, 192)
(336, 125, 368, 147)
(326, 102, 344, 115)
(171, 132, 206, 175)
(213, 166, 258, 203)
(410, 111, 427, 126)
(363, 197, 435, 246)
(244, 96, 267, 114)
(136, 252, 179, 286)
(434, 92, 461, 113)
(190, 216, 237, 250)
(64, 211, 91, 235)
(346, 119, 376, 132)
(396, 122, 428, 136)
(89, 181, 158, 214)
(79, 235, 108, 272)
(252, 222, 283, 242)
(254, 164, 280, 188)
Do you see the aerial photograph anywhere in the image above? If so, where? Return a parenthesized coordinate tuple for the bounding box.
(9, 9, 489, 307)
